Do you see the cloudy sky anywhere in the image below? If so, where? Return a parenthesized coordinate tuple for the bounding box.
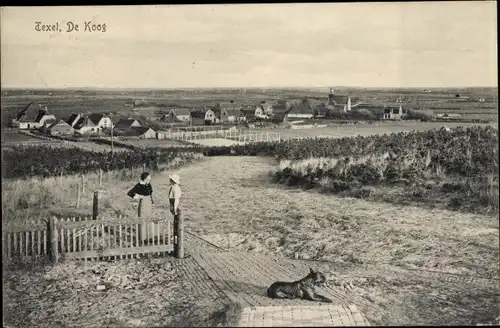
(1, 2, 497, 89)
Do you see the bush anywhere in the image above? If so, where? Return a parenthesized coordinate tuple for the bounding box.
(406, 109, 435, 121)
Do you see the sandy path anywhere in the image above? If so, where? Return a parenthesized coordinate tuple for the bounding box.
(154, 156, 499, 325)
(138, 157, 497, 271)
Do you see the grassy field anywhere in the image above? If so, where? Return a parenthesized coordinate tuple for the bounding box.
(262, 121, 496, 140)
(116, 138, 192, 148)
(3, 154, 499, 326)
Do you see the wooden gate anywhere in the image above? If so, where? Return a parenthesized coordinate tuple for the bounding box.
(3, 215, 183, 263)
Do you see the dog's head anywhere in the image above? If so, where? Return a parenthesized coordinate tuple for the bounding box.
(308, 268, 328, 287)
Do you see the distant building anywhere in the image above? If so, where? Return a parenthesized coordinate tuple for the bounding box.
(87, 113, 113, 131)
(240, 105, 264, 121)
(313, 89, 352, 117)
(73, 116, 99, 135)
(259, 102, 274, 116)
(47, 120, 74, 136)
(114, 118, 142, 130)
(382, 105, 406, 120)
(190, 107, 217, 125)
(326, 88, 351, 112)
(11, 102, 55, 129)
(212, 101, 243, 123)
(162, 108, 192, 123)
(288, 97, 314, 119)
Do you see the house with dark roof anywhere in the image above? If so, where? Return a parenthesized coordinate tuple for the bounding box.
(73, 116, 99, 135)
(259, 102, 274, 116)
(162, 108, 192, 123)
(87, 113, 113, 130)
(130, 126, 156, 138)
(11, 102, 55, 129)
(191, 107, 216, 125)
(240, 105, 264, 121)
(382, 105, 406, 120)
(114, 118, 142, 130)
(67, 113, 82, 128)
(212, 101, 243, 123)
(47, 119, 74, 136)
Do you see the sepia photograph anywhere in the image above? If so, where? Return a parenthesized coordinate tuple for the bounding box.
(1, 2, 498, 327)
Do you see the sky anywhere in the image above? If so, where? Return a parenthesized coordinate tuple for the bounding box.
(1, 2, 497, 89)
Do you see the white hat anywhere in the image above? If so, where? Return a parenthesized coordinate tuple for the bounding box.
(169, 174, 180, 184)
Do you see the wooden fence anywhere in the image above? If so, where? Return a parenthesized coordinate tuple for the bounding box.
(165, 130, 281, 143)
(226, 131, 281, 143)
(3, 214, 184, 263)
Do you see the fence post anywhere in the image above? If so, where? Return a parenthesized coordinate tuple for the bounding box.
(174, 210, 184, 259)
(76, 184, 81, 208)
(98, 168, 103, 186)
(49, 217, 59, 263)
(81, 175, 85, 194)
(93, 191, 99, 220)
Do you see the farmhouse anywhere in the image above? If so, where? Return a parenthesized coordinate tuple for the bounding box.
(240, 105, 264, 121)
(162, 108, 192, 123)
(382, 105, 407, 120)
(114, 126, 156, 138)
(131, 127, 156, 139)
(259, 101, 274, 116)
(114, 118, 142, 130)
(47, 120, 74, 136)
(11, 102, 56, 129)
(191, 107, 217, 125)
(87, 113, 113, 131)
(73, 116, 99, 135)
(212, 101, 243, 123)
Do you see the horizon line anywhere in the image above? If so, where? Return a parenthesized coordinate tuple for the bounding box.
(2, 85, 498, 91)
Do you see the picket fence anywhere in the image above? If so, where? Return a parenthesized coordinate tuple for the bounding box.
(2, 215, 184, 263)
(163, 129, 281, 143)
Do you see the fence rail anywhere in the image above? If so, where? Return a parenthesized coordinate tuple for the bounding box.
(163, 129, 281, 143)
(3, 214, 183, 263)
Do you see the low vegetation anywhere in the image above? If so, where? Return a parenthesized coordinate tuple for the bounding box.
(270, 126, 499, 214)
(2, 145, 202, 179)
(3, 125, 498, 215)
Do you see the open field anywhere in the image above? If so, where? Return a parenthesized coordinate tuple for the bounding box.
(113, 137, 192, 148)
(3, 156, 498, 326)
(1, 129, 44, 143)
(263, 121, 496, 140)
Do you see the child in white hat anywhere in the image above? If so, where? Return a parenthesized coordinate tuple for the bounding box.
(168, 174, 182, 216)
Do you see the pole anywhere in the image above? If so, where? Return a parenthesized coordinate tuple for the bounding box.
(49, 217, 59, 263)
(76, 184, 81, 208)
(174, 209, 184, 259)
(93, 191, 99, 220)
(110, 115, 114, 156)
